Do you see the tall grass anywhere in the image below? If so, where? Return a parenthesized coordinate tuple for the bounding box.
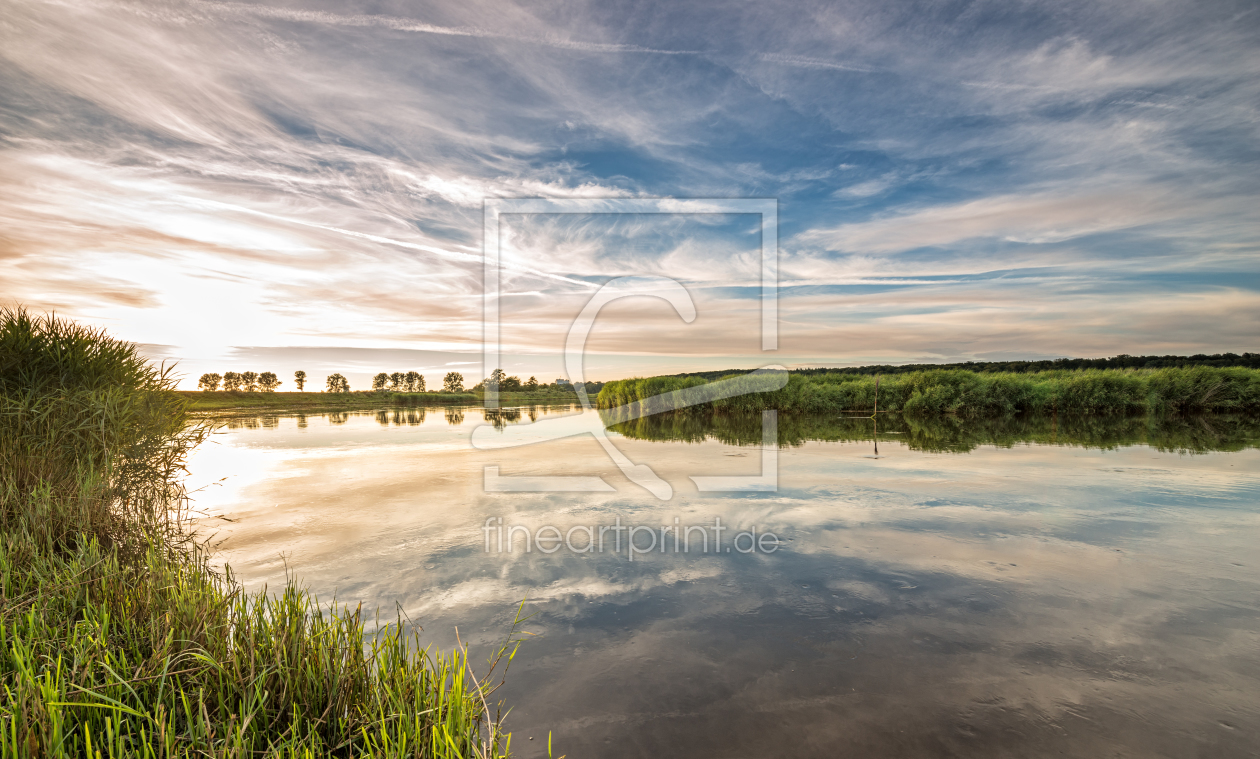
(598, 367, 1260, 417)
(0, 308, 525, 757)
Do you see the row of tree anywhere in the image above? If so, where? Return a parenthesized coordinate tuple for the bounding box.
(198, 371, 291, 392)
(196, 368, 601, 394)
(199, 370, 314, 392)
(473, 370, 603, 394)
(371, 371, 426, 392)
(477, 369, 538, 392)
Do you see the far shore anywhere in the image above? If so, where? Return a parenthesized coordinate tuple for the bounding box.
(179, 389, 581, 414)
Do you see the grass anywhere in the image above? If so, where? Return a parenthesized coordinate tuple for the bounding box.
(598, 367, 1260, 417)
(1, 308, 532, 757)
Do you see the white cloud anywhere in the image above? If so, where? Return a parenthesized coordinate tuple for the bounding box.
(801, 189, 1204, 253)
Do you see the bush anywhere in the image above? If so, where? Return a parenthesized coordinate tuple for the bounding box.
(598, 366, 1260, 417)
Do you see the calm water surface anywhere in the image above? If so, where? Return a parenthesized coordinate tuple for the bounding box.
(185, 406, 1260, 758)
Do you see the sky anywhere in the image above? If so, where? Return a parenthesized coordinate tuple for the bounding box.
(1, 0, 1258, 390)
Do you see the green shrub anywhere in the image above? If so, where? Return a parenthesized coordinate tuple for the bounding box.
(599, 366, 1260, 417)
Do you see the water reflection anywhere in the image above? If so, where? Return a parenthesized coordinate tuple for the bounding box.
(483, 407, 522, 430)
(185, 407, 1260, 758)
(374, 408, 427, 426)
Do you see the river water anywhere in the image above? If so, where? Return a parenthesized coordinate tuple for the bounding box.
(185, 406, 1260, 758)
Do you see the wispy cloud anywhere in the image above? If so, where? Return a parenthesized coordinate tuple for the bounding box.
(1, 0, 1256, 386)
(757, 53, 876, 74)
(190, 0, 700, 55)
(800, 189, 1208, 253)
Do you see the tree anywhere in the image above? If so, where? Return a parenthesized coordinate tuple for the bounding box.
(257, 372, 281, 392)
(294, 370, 306, 391)
(326, 373, 350, 393)
(198, 373, 222, 391)
(389, 371, 404, 391)
(443, 371, 464, 393)
(405, 371, 424, 392)
(500, 375, 522, 392)
(486, 368, 506, 390)
(524, 376, 538, 391)
(241, 371, 259, 392)
(222, 371, 242, 391)
(372, 372, 389, 392)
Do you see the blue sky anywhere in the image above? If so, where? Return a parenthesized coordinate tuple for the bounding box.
(1, 0, 1257, 389)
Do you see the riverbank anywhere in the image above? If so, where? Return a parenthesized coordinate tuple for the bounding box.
(180, 389, 478, 412)
(602, 407, 1260, 453)
(181, 389, 584, 414)
(1, 309, 519, 756)
(598, 366, 1260, 417)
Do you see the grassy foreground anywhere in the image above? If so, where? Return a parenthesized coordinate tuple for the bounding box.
(1, 309, 525, 757)
(598, 366, 1260, 417)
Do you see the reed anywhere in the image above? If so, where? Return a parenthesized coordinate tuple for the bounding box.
(0, 308, 528, 758)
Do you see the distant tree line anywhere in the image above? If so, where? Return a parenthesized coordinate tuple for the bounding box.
(325, 374, 350, 393)
(372, 371, 426, 392)
(471, 369, 602, 394)
(198, 371, 282, 392)
(197, 370, 339, 392)
(663, 353, 1260, 381)
(196, 367, 604, 395)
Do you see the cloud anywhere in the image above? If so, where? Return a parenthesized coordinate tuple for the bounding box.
(757, 53, 876, 74)
(188, 0, 700, 55)
(800, 190, 1206, 253)
(1, 0, 1256, 385)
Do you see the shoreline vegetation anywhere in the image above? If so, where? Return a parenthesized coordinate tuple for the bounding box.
(180, 389, 584, 414)
(602, 408, 1260, 454)
(597, 366, 1260, 418)
(181, 390, 480, 413)
(0, 308, 525, 757)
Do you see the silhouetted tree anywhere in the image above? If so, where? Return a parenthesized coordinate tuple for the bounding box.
(198, 373, 222, 391)
(241, 371, 259, 392)
(326, 373, 350, 393)
(486, 368, 507, 390)
(500, 375, 522, 391)
(443, 371, 464, 392)
(294, 370, 306, 391)
(389, 371, 404, 391)
(524, 376, 538, 391)
(258, 372, 281, 392)
(372, 372, 389, 392)
(405, 371, 424, 392)
(222, 372, 242, 391)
